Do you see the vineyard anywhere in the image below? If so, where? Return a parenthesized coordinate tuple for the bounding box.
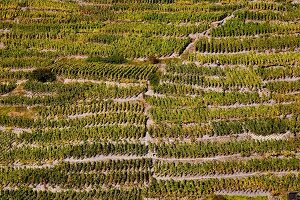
(0, 0, 300, 199)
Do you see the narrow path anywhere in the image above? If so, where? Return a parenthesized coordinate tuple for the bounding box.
(64, 155, 149, 163)
(1, 184, 131, 193)
(149, 131, 296, 143)
(0, 42, 5, 49)
(9, 68, 35, 72)
(0, 29, 10, 33)
(215, 190, 270, 197)
(4, 152, 300, 169)
(142, 81, 155, 154)
(0, 126, 32, 134)
(262, 76, 300, 84)
(112, 93, 143, 103)
(207, 100, 295, 109)
(153, 152, 300, 163)
(63, 78, 144, 87)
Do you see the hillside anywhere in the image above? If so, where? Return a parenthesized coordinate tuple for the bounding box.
(0, 0, 300, 199)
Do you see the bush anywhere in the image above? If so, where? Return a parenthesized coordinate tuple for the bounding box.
(30, 68, 56, 83)
(206, 195, 227, 200)
(0, 82, 17, 95)
(148, 56, 160, 64)
(149, 71, 160, 87)
(87, 54, 127, 64)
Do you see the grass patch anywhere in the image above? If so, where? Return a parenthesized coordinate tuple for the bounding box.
(0, 106, 37, 119)
(87, 54, 127, 64)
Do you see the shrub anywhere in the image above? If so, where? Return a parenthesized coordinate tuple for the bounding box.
(87, 54, 127, 64)
(207, 195, 227, 200)
(148, 56, 160, 64)
(149, 71, 160, 87)
(0, 82, 17, 94)
(30, 68, 56, 83)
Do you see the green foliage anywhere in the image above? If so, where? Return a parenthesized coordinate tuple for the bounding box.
(151, 137, 300, 158)
(52, 59, 156, 81)
(147, 174, 300, 198)
(0, 81, 16, 94)
(30, 68, 56, 83)
(207, 195, 226, 200)
(148, 56, 160, 64)
(154, 157, 300, 176)
(1, 0, 300, 199)
(149, 71, 161, 87)
(87, 54, 127, 64)
(196, 35, 300, 53)
(0, 188, 143, 200)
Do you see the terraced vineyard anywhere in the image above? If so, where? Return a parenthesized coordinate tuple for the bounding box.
(1, 0, 300, 199)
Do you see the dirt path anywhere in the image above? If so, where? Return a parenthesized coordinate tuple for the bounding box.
(9, 68, 35, 72)
(2, 184, 92, 193)
(149, 131, 296, 144)
(64, 155, 150, 163)
(0, 126, 32, 134)
(4, 152, 300, 169)
(141, 81, 155, 155)
(215, 190, 270, 197)
(0, 29, 10, 33)
(4, 185, 269, 198)
(0, 42, 5, 49)
(144, 87, 165, 97)
(112, 93, 143, 103)
(63, 78, 144, 87)
(262, 76, 300, 84)
(208, 100, 295, 109)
